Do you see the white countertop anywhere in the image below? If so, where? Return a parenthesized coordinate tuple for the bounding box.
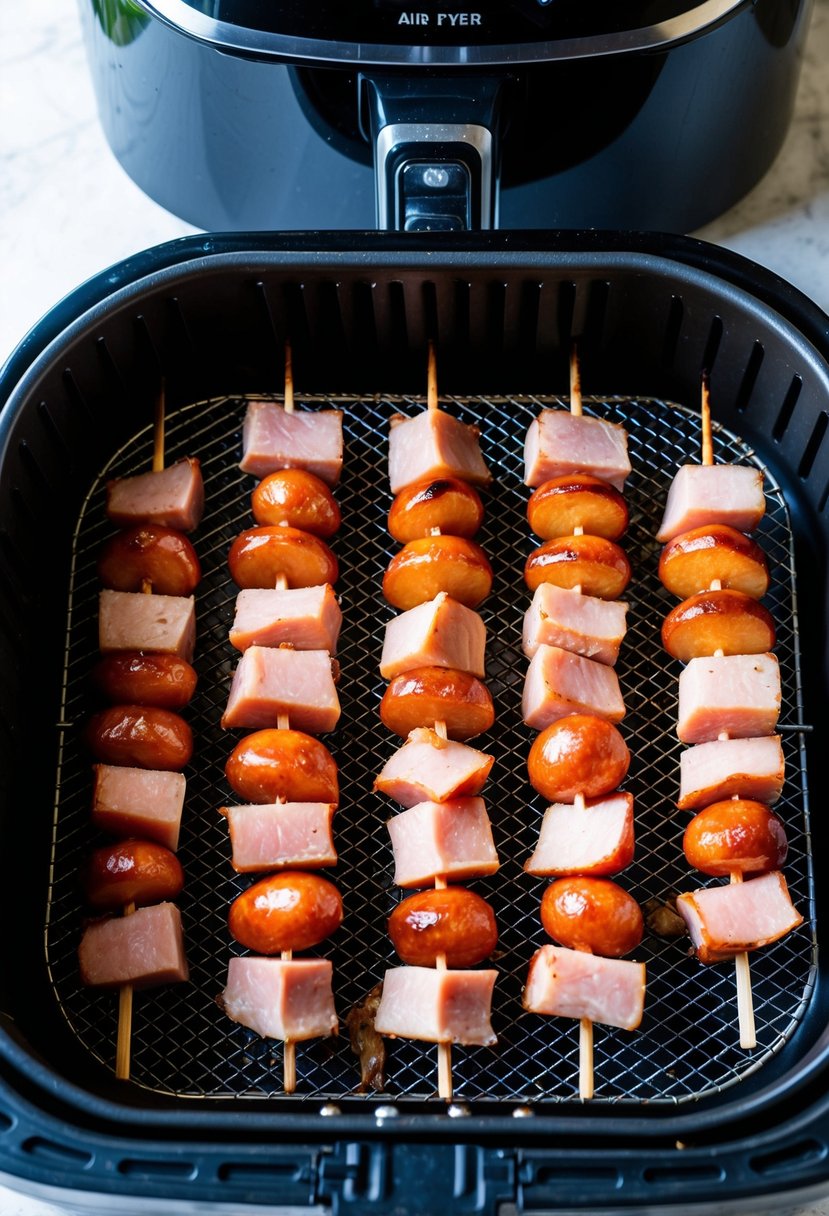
(1, 2, 829, 1214)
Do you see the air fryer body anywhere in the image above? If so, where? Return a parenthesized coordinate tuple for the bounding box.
(80, 0, 811, 233)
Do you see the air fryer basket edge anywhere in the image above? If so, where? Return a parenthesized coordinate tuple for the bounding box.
(1, 231, 828, 1213)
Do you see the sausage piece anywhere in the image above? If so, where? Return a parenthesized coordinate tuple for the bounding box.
(82, 840, 184, 910)
(251, 469, 341, 537)
(388, 887, 497, 967)
(540, 877, 643, 957)
(658, 524, 769, 600)
(661, 589, 776, 661)
(225, 728, 339, 805)
(683, 799, 788, 876)
(228, 526, 338, 589)
(383, 536, 492, 611)
(380, 666, 494, 740)
(527, 714, 629, 802)
(524, 534, 631, 600)
(85, 705, 193, 770)
(91, 652, 198, 710)
(228, 871, 343, 953)
(97, 525, 201, 597)
(388, 477, 484, 542)
(527, 475, 629, 542)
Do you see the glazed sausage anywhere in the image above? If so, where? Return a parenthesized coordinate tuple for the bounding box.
(540, 877, 643, 957)
(659, 524, 769, 601)
(82, 840, 184, 910)
(661, 589, 776, 661)
(527, 715, 630, 803)
(228, 525, 338, 589)
(228, 871, 343, 953)
(85, 705, 193, 770)
(527, 475, 629, 542)
(524, 534, 631, 599)
(382, 536, 492, 610)
(683, 799, 788, 876)
(251, 469, 340, 537)
(225, 728, 339, 805)
(97, 525, 201, 597)
(91, 652, 197, 710)
(388, 886, 497, 968)
(388, 477, 484, 542)
(380, 667, 494, 741)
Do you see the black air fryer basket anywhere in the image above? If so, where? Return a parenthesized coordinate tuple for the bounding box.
(1, 232, 828, 1215)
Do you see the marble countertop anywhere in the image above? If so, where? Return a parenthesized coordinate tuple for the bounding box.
(1, 2, 828, 1213)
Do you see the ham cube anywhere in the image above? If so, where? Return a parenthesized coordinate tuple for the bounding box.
(374, 966, 497, 1045)
(522, 583, 628, 665)
(678, 735, 785, 811)
(524, 792, 634, 877)
(523, 945, 645, 1030)
(99, 589, 196, 662)
(222, 956, 338, 1041)
(656, 465, 765, 543)
(375, 728, 494, 807)
(78, 902, 188, 989)
(388, 409, 490, 495)
(240, 402, 343, 485)
(92, 765, 186, 851)
(380, 593, 486, 680)
(219, 802, 337, 872)
(106, 457, 204, 532)
(522, 645, 625, 730)
(229, 585, 342, 654)
(524, 411, 631, 490)
(387, 797, 499, 887)
(677, 653, 780, 744)
(676, 871, 802, 963)
(222, 646, 340, 733)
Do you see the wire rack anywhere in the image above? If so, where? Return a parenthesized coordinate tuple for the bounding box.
(44, 392, 816, 1106)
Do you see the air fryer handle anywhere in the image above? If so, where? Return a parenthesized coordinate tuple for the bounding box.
(362, 75, 505, 231)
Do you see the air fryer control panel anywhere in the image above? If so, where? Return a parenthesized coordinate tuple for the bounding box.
(176, 0, 708, 45)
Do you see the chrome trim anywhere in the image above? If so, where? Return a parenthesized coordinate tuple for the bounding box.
(133, 0, 749, 67)
(375, 123, 494, 229)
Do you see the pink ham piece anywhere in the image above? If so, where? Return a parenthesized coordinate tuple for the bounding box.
(523, 945, 645, 1030)
(222, 646, 340, 733)
(387, 797, 499, 887)
(92, 764, 186, 851)
(524, 411, 631, 491)
(522, 583, 628, 665)
(229, 585, 342, 654)
(375, 728, 494, 808)
(522, 644, 625, 730)
(656, 465, 765, 543)
(221, 956, 338, 1041)
(99, 589, 196, 663)
(677, 653, 780, 744)
(388, 410, 490, 495)
(524, 792, 634, 877)
(78, 902, 189, 989)
(380, 592, 486, 680)
(676, 870, 802, 964)
(240, 402, 343, 485)
(106, 457, 204, 532)
(678, 735, 785, 811)
(374, 965, 497, 1045)
(219, 802, 337, 872)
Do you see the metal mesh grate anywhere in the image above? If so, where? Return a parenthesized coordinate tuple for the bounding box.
(44, 392, 816, 1106)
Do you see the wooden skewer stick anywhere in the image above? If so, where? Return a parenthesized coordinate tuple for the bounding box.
(116, 380, 167, 1080)
(570, 343, 583, 418)
(284, 340, 294, 415)
(571, 566, 595, 1100)
(433, 719, 454, 1101)
(273, 571, 299, 1091)
(427, 340, 439, 413)
(700, 377, 756, 1049)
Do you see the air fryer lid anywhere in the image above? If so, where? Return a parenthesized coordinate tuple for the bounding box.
(135, 0, 748, 64)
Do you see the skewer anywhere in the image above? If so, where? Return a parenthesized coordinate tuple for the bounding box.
(284, 340, 294, 415)
(700, 377, 756, 1050)
(569, 343, 583, 418)
(116, 379, 167, 1080)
